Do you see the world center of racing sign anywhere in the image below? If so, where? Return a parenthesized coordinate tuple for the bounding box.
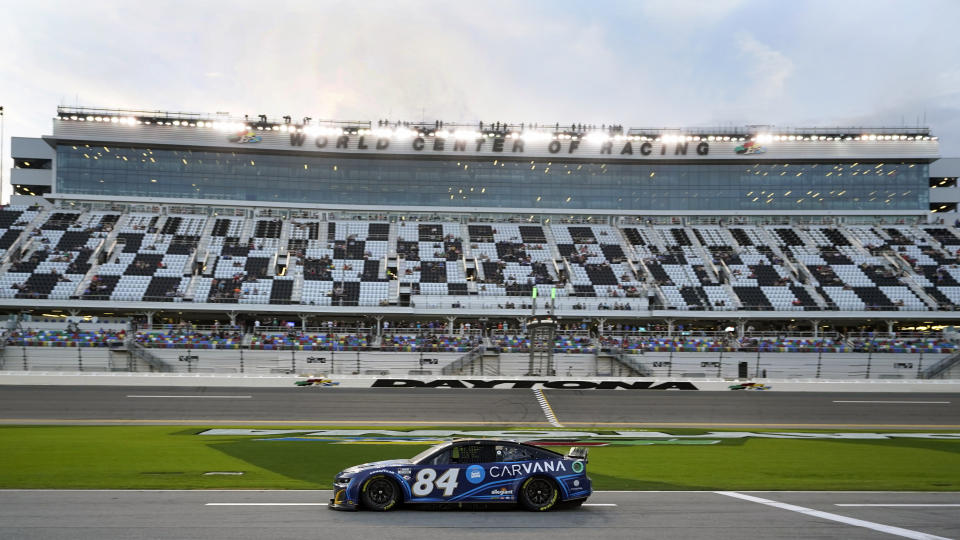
(53, 121, 941, 162)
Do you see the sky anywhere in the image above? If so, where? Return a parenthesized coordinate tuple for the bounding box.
(1, 0, 959, 202)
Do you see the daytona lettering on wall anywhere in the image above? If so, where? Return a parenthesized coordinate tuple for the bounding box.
(370, 379, 700, 390)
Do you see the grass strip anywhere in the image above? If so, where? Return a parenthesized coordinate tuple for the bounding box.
(0, 426, 957, 491)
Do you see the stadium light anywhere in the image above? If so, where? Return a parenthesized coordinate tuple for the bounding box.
(585, 132, 610, 143)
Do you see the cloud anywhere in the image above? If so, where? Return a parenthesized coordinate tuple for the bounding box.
(736, 33, 794, 100)
(3, 0, 960, 204)
(640, 0, 747, 23)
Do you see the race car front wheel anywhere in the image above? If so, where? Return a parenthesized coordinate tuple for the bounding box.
(519, 477, 558, 511)
(360, 475, 399, 511)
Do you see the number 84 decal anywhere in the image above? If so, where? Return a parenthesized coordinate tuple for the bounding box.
(412, 468, 460, 497)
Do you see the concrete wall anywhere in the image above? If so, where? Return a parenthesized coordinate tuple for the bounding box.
(3, 371, 960, 392)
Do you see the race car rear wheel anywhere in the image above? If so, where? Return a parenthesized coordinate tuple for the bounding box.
(519, 477, 558, 511)
(360, 475, 399, 511)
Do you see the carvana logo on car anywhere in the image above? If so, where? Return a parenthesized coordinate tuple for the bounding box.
(466, 465, 485, 484)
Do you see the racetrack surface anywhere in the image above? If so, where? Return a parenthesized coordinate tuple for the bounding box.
(1, 386, 958, 428)
(1, 490, 957, 540)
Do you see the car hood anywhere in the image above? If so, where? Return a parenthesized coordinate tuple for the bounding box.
(342, 459, 412, 474)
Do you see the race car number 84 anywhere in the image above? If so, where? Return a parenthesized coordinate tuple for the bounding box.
(412, 468, 460, 497)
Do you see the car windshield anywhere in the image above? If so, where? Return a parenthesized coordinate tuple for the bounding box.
(409, 442, 450, 464)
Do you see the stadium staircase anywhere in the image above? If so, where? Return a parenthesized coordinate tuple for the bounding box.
(605, 348, 651, 376)
(0, 207, 51, 273)
(128, 340, 173, 372)
(0, 205, 50, 267)
(920, 350, 960, 379)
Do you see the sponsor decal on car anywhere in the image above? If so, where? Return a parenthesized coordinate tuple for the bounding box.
(466, 465, 486, 484)
(489, 460, 567, 478)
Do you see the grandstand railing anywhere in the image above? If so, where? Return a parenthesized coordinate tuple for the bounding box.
(2, 343, 947, 379)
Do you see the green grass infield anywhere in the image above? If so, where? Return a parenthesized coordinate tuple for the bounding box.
(1, 425, 958, 491)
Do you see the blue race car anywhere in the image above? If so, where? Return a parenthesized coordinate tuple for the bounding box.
(329, 438, 591, 511)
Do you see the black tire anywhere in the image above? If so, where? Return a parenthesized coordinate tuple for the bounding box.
(360, 475, 400, 511)
(519, 476, 559, 511)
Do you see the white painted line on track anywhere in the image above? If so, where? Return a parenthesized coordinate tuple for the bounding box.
(716, 492, 951, 540)
(126, 395, 252, 399)
(582, 503, 618, 507)
(836, 504, 960, 507)
(832, 401, 950, 404)
(206, 503, 327, 506)
(532, 388, 563, 427)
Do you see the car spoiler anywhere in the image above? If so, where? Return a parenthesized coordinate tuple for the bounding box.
(567, 446, 589, 462)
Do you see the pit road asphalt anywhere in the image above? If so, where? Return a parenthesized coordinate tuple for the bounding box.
(1, 490, 957, 540)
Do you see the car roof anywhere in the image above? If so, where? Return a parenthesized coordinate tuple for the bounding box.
(448, 438, 563, 453)
(449, 438, 551, 447)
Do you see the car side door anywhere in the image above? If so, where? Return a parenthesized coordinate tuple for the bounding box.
(410, 443, 493, 502)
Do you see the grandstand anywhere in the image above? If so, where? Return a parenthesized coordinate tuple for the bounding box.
(3, 106, 960, 379)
